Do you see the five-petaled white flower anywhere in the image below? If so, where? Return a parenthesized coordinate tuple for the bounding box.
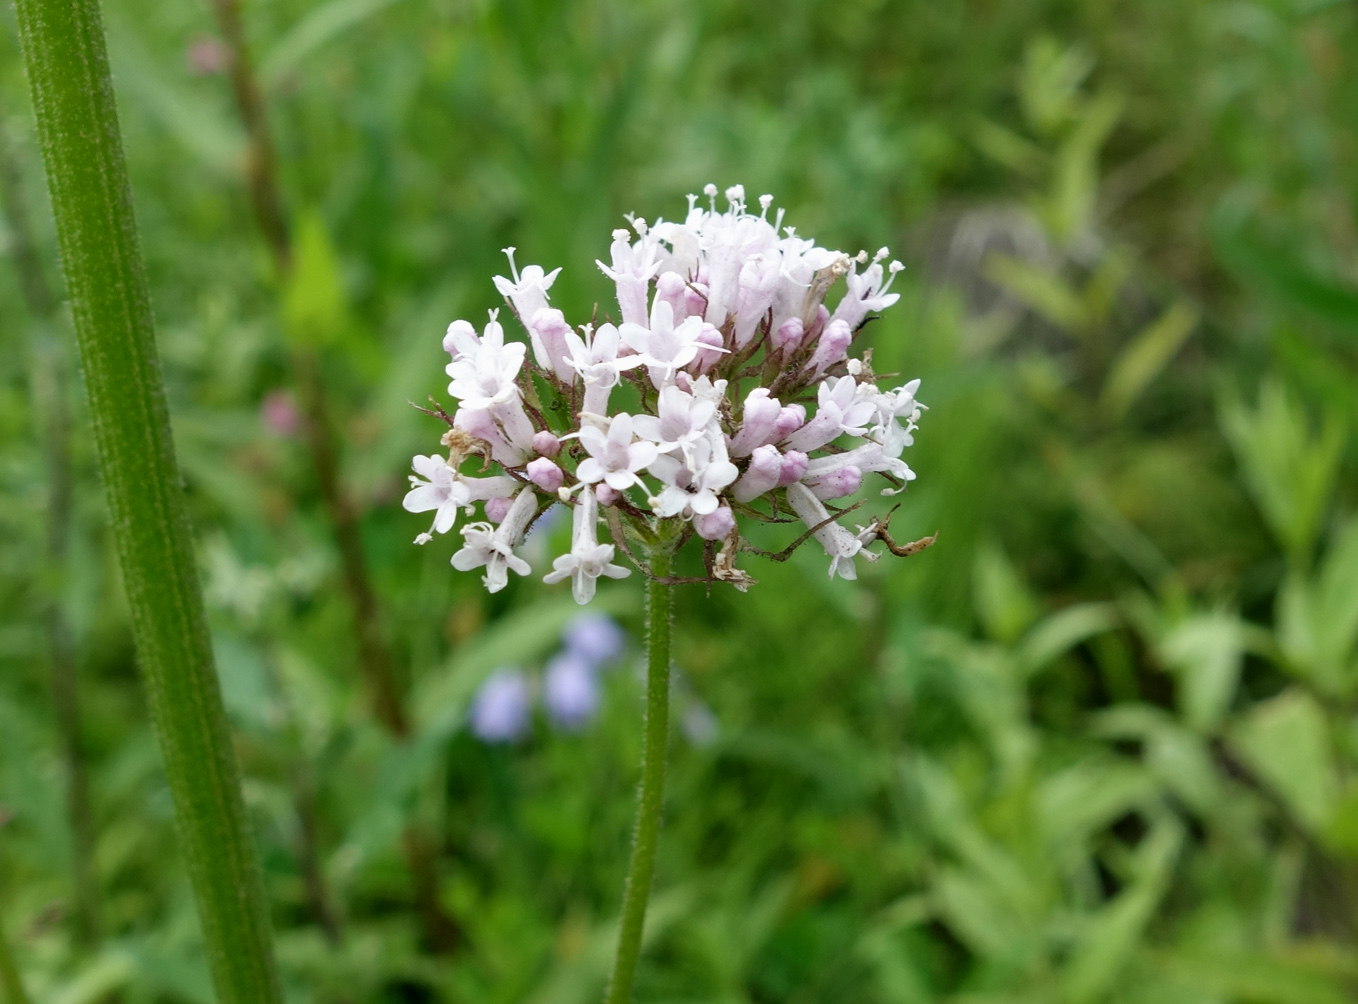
(451, 487, 538, 592)
(648, 435, 739, 518)
(445, 313, 527, 409)
(575, 413, 659, 492)
(620, 299, 721, 388)
(543, 486, 630, 604)
(633, 384, 718, 455)
(564, 322, 645, 418)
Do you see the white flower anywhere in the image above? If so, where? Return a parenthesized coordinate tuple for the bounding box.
(619, 299, 720, 388)
(402, 455, 519, 541)
(575, 413, 659, 492)
(445, 313, 526, 409)
(403, 455, 468, 538)
(830, 251, 904, 330)
(492, 247, 562, 342)
(564, 322, 644, 417)
(543, 486, 630, 604)
(785, 482, 878, 581)
(869, 378, 924, 458)
(451, 487, 537, 592)
(633, 384, 719, 454)
(648, 434, 739, 518)
(597, 228, 663, 326)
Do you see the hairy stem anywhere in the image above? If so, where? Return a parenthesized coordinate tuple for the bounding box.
(605, 549, 674, 1004)
(12, 0, 283, 998)
(0, 115, 102, 948)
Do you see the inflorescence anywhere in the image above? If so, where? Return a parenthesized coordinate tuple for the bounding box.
(404, 184, 932, 603)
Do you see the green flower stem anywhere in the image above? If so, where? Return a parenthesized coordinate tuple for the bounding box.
(605, 550, 674, 1004)
(0, 913, 33, 1004)
(12, 0, 283, 1001)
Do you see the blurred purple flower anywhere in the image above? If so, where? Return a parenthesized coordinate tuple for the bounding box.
(261, 389, 300, 438)
(186, 35, 228, 76)
(562, 613, 625, 668)
(470, 668, 532, 743)
(543, 652, 600, 730)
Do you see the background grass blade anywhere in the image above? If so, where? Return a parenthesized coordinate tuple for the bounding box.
(11, 0, 283, 999)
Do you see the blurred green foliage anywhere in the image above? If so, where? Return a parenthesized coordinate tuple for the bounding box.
(3, 0, 1358, 1000)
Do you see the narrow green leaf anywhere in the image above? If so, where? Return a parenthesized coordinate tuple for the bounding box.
(1212, 221, 1358, 333)
(1228, 688, 1337, 832)
(282, 208, 347, 347)
(12, 0, 283, 999)
(983, 253, 1088, 333)
(1101, 301, 1199, 419)
(259, 0, 407, 87)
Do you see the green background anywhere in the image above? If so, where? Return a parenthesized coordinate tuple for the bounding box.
(3, 0, 1358, 1000)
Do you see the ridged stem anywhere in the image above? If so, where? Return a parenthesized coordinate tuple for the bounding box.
(12, 0, 283, 999)
(604, 549, 674, 1004)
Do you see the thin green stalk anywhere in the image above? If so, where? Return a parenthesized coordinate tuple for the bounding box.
(0, 115, 102, 948)
(12, 0, 283, 1000)
(605, 550, 674, 1004)
(0, 914, 33, 1004)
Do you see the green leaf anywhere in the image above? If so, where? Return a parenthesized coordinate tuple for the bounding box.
(983, 253, 1089, 333)
(1038, 759, 1157, 849)
(1159, 612, 1244, 733)
(282, 208, 348, 347)
(1220, 378, 1344, 565)
(1275, 536, 1358, 697)
(259, 0, 408, 88)
(974, 539, 1042, 645)
(1212, 220, 1358, 333)
(1061, 819, 1181, 1004)
(1016, 602, 1118, 677)
(1101, 301, 1199, 419)
(1228, 688, 1337, 832)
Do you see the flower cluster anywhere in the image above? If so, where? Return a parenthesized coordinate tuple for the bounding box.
(469, 614, 625, 741)
(405, 185, 932, 601)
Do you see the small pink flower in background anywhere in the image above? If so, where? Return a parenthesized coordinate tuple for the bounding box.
(260, 389, 300, 438)
(186, 35, 228, 76)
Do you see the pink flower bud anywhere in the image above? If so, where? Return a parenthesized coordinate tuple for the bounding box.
(528, 307, 576, 382)
(260, 389, 299, 437)
(773, 316, 805, 353)
(485, 496, 514, 523)
(443, 318, 477, 356)
(734, 444, 783, 503)
(596, 484, 621, 506)
(186, 36, 228, 76)
(655, 271, 690, 320)
(691, 323, 727, 375)
(772, 404, 806, 442)
(694, 505, 736, 540)
(532, 430, 561, 458)
(526, 457, 564, 493)
(808, 465, 861, 500)
(805, 318, 853, 378)
(684, 281, 709, 320)
(730, 389, 782, 457)
(777, 450, 809, 487)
